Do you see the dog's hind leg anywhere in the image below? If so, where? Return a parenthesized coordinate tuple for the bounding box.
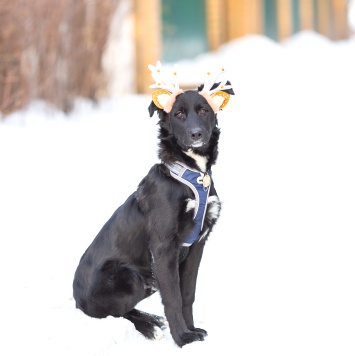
(124, 309, 168, 340)
(78, 260, 150, 318)
(93, 261, 168, 339)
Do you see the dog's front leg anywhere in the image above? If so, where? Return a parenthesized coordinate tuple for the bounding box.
(150, 240, 205, 347)
(179, 240, 207, 336)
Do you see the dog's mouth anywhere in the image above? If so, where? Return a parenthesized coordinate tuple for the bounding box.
(190, 141, 204, 148)
(177, 134, 211, 151)
(183, 139, 208, 150)
(183, 136, 212, 151)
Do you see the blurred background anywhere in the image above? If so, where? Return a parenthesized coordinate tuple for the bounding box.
(0, 0, 354, 118)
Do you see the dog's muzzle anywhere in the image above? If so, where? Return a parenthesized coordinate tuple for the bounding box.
(186, 127, 209, 148)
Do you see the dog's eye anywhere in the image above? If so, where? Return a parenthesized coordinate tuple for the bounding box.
(175, 111, 185, 119)
(199, 108, 208, 116)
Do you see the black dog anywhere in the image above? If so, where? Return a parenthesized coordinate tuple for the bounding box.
(73, 64, 234, 347)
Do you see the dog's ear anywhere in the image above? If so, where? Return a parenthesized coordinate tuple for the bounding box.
(148, 100, 160, 117)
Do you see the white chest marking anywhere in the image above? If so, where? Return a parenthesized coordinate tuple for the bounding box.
(184, 149, 207, 172)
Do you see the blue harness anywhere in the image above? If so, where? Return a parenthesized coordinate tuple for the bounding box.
(165, 161, 211, 247)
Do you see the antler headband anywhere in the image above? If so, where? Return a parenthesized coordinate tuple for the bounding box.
(148, 61, 233, 113)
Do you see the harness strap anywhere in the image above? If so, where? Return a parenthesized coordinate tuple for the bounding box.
(165, 161, 211, 246)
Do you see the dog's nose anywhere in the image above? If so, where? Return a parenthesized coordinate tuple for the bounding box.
(189, 128, 203, 141)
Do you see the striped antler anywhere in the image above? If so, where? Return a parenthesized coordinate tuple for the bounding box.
(199, 67, 233, 112)
(201, 67, 233, 94)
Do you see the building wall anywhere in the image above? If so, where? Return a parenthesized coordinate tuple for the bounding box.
(134, 0, 350, 93)
(133, 0, 161, 94)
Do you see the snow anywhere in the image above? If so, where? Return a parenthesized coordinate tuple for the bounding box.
(1, 31, 355, 355)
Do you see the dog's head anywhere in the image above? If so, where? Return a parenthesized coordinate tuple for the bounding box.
(148, 62, 234, 155)
(149, 89, 219, 151)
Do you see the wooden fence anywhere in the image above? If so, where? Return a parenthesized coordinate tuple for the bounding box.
(0, 0, 117, 116)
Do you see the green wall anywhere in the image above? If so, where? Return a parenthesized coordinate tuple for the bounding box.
(263, 0, 278, 40)
(161, 0, 208, 62)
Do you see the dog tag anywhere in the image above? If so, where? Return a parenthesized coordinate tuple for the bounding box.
(203, 174, 210, 188)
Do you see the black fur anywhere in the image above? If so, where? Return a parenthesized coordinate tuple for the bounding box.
(73, 88, 233, 347)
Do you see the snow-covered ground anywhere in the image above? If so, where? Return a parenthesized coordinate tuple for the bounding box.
(1, 31, 354, 356)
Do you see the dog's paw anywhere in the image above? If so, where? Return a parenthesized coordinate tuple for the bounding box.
(138, 322, 165, 340)
(152, 325, 165, 340)
(190, 327, 207, 337)
(152, 315, 168, 330)
(178, 330, 206, 347)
